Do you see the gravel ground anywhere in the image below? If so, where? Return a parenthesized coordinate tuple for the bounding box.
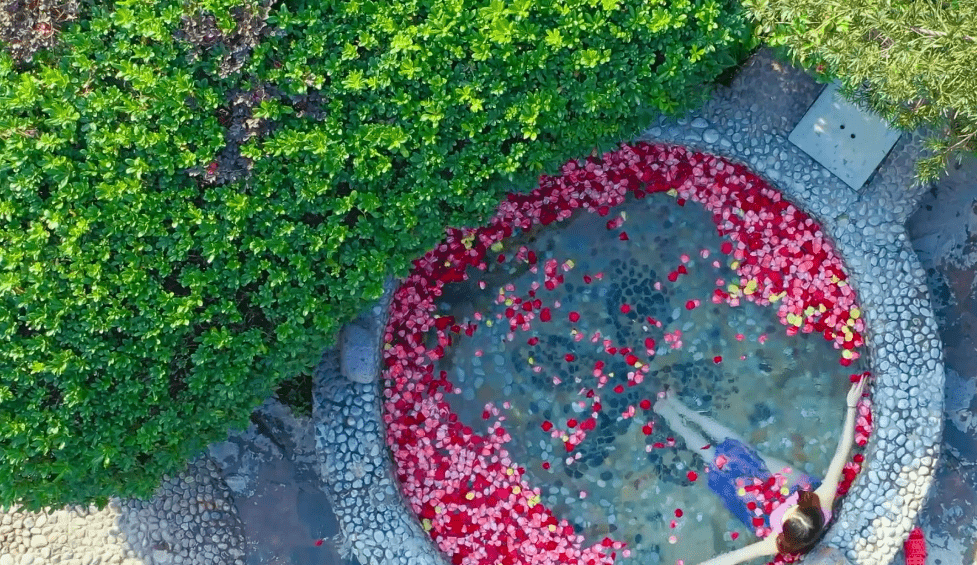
(1, 501, 143, 565)
(1, 457, 247, 565)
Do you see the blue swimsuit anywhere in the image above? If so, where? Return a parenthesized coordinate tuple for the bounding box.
(706, 438, 820, 534)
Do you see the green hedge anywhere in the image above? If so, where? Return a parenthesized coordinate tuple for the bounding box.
(0, 0, 756, 511)
(743, 0, 977, 181)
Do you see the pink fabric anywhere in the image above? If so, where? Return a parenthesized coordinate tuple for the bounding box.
(768, 492, 832, 537)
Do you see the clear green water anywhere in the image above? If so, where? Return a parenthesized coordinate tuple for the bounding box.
(431, 193, 865, 564)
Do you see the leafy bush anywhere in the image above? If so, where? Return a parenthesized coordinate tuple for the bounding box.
(743, 0, 977, 181)
(0, 0, 755, 511)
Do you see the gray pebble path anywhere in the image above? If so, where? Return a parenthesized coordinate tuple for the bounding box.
(0, 456, 247, 565)
(310, 276, 449, 565)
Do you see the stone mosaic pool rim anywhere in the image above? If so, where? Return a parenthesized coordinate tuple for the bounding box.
(313, 108, 944, 565)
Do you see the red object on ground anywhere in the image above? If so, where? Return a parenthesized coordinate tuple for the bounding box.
(904, 527, 926, 565)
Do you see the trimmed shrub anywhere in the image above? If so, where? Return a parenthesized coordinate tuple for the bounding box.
(743, 0, 977, 181)
(0, 0, 756, 511)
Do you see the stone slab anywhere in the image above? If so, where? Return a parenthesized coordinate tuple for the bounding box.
(341, 322, 380, 384)
(788, 82, 902, 191)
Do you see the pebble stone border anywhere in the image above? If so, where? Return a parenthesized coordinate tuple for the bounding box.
(312, 278, 449, 565)
(315, 50, 945, 565)
(113, 457, 248, 565)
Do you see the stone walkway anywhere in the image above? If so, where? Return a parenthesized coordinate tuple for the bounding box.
(906, 151, 977, 565)
(1, 457, 246, 565)
(1, 501, 142, 565)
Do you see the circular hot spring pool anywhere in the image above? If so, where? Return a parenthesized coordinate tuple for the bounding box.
(380, 143, 874, 565)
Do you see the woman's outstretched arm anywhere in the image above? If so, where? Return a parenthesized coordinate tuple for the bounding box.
(814, 377, 869, 514)
(698, 535, 778, 565)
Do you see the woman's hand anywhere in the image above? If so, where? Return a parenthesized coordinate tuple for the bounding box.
(847, 377, 869, 408)
(816, 376, 870, 511)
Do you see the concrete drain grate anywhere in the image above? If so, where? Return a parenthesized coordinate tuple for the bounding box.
(788, 82, 903, 191)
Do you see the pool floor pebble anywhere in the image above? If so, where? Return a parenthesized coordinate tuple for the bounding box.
(433, 190, 865, 564)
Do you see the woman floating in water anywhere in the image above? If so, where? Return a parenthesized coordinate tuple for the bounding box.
(654, 377, 869, 565)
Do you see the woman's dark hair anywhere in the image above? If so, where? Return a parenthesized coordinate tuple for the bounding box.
(775, 490, 826, 555)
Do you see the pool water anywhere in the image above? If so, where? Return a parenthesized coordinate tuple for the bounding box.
(429, 191, 867, 565)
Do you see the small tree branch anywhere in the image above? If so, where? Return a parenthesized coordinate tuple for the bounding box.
(907, 25, 975, 43)
(946, 130, 976, 153)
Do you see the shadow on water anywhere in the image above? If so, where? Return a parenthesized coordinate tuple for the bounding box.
(235, 460, 349, 565)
